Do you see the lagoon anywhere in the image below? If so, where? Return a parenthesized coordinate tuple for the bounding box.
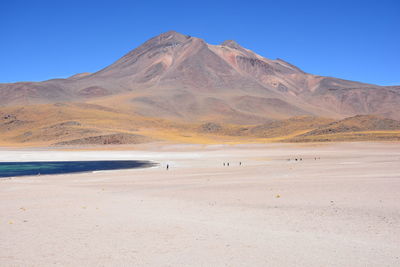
(0, 160, 156, 178)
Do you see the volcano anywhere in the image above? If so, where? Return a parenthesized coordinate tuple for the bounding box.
(1, 31, 400, 145)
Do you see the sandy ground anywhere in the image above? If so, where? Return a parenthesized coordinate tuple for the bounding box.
(0, 142, 400, 266)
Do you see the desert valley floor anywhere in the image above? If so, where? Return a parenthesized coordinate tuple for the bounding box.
(1, 142, 400, 266)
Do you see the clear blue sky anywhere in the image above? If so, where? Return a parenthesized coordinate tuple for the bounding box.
(1, 0, 399, 85)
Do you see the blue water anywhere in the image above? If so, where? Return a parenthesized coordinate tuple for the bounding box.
(0, 160, 156, 178)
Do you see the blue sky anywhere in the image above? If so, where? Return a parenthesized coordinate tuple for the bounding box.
(1, 0, 399, 85)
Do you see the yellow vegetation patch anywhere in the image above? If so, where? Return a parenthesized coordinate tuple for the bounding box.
(1, 103, 400, 146)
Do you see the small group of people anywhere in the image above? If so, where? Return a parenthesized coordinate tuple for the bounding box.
(287, 158, 302, 161)
(223, 162, 242, 166)
(287, 157, 321, 161)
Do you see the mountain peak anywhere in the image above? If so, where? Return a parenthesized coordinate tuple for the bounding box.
(221, 40, 243, 50)
(154, 30, 191, 44)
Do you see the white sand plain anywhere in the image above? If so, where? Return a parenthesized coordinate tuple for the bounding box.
(1, 142, 400, 266)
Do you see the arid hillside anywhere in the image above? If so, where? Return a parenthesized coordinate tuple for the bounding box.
(1, 103, 399, 146)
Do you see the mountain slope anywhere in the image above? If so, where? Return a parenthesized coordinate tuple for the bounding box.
(288, 115, 400, 142)
(1, 103, 399, 146)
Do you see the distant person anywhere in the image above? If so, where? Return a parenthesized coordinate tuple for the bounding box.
(166, 164, 169, 170)
(239, 162, 242, 166)
(227, 163, 229, 166)
(223, 163, 225, 166)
